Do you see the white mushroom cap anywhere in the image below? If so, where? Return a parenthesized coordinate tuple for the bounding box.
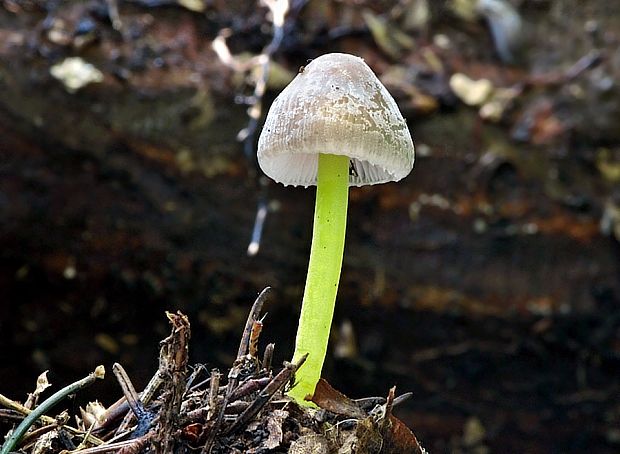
(257, 53, 415, 187)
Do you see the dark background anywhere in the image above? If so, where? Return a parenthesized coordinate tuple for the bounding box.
(1, 1, 619, 452)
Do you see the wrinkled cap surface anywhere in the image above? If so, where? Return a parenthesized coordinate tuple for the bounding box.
(257, 53, 415, 187)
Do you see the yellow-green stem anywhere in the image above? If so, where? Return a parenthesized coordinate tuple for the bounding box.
(288, 153, 349, 404)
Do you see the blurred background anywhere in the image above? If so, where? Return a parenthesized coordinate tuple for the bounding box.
(1, 0, 619, 452)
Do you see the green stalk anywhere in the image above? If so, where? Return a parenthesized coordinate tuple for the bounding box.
(1, 366, 104, 454)
(288, 153, 349, 404)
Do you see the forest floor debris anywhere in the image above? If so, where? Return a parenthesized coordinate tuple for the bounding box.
(1, 290, 424, 454)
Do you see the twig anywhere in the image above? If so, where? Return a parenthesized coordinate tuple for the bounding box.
(73, 421, 97, 451)
(0, 409, 23, 422)
(185, 364, 209, 392)
(201, 364, 239, 452)
(63, 434, 152, 454)
(262, 343, 275, 371)
(0, 395, 103, 445)
(152, 311, 191, 452)
(355, 391, 412, 410)
(99, 369, 164, 436)
(112, 364, 146, 420)
(0, 394, 56, 425)
(182, 376, 272, 426)
(111, 363, 156, 438)
(228, 377, 272, 401)
(238, 287, 271, 359)
(393, 392, 413, 407)
(224, 401, 250, 414)
(14, 417, 67, 450)
(247, 195, 268, 256)
(224, 354, 308, 435)
(201, 288, 271, 454)
(384, 386, 396, 420)
(208, 369, 221, 421)
(248, 315, 266, 357)
(0, 366, 105, 454)
(238, 0, 289, 160)
(115, 369, 165, 435)
(527, 49, 604, 87)
(212, 0, 292, 257)
(244, 4, 292, 259)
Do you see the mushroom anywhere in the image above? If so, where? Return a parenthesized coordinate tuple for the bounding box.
(257, 53, 415, 404)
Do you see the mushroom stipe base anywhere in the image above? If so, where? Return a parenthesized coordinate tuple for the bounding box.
(288, 153, 349, 404)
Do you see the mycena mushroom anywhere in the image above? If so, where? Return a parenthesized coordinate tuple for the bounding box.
(257, 53, 415, 404)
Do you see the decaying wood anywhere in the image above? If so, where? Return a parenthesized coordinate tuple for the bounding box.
(152, 311, 190, 452)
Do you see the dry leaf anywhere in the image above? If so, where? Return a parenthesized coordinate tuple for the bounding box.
(311, 379, 366, 419)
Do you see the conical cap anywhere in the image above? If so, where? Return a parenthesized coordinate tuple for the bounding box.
(257, 53, 415, 187)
